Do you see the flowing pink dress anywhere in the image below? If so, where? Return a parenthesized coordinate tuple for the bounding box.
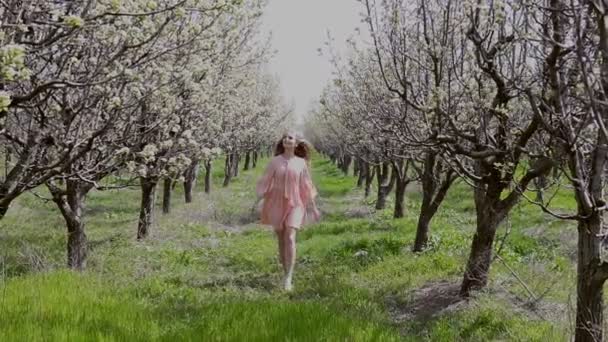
(256, 155, 320, 231)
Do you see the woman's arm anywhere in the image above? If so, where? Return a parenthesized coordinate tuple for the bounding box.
(299, 163, 318, 205)
(300, 163, 320, 222)
(256, 158, 275, 198)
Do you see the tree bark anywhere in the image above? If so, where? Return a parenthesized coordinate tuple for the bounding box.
(340, 155, 352, 175)
(0, 195, 16, 219)
(392, 160, 412, 219)
(413, 154, 455, 252)
(356, 160, 366, 188)
(184, 159, 199, 203)
(460, 209, 501, 296)
(223, 154, 232, 187)
(364, 164, 375, 198)
(232, 153, 240, 177)
(252, 151, 258, 168)
(47, 180, 92, 270)
(353, 158, 360, 179)
(66, 185, 86, 270)
(3, 146, 10, 182)
(375, 162, 396, 210)
(413, 184, 453, 251)
(393, 177, 409, 218)
(375, 164, 387, 209)
(461, 163, 505, 296)
(244, 151, 251, 171)
(459, 154, 554, 297)
(574, 214, 605, 342)
(570, 133, 608, 342)
(162, 178, 171, 214)
(414, 212, 432, 251)
(138, 177, 157, 239)
(533, 174, 547, 202)
(204, 160, 212, 194)
(572, 10, 608, 338)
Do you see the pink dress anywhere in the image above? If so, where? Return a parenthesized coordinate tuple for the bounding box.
(256, 155, 320, 230)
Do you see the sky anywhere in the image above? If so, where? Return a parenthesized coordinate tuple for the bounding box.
(260, 0, 367, 123)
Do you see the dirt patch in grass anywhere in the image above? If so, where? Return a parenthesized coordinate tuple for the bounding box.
(388, 281, 465, 324)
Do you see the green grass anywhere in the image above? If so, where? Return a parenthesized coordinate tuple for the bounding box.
(0, 272, 399, 342)
(312, 159, 356, 197)
(0, 154, 580, 340)
(419, 296, 563, 342)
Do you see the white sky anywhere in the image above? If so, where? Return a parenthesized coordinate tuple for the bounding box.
(260, 0, 367, 123)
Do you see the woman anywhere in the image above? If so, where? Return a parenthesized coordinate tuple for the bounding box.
(256, 131, 320, 291)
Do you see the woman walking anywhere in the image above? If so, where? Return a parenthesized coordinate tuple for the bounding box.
(256, 131, 320, 291)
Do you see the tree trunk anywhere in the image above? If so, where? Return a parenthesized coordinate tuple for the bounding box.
(570, 107, 608, 340)
(340, 155, 352, 175)
(364, 164, 375, 198)
(47, 180, 92, 270)
(252, 151, 258, 168)
(353, 158, 360, 178)
(184, 159, 199, 203)
(533, 174, 547, 202)
(459, 154, 554, 297)
(413, 184, 452, 252)
(413, 155, 455, 252)
(375, 164, 387, 209)
(138, 177, 157, 239)
(0, 196, 15, 219)
(223, 154, 232, 187)
(356, 160, 366, 188)
(244, 152, 251, 171)
(392, 160, 412, 219)
(375, 162, 396, 210)
(3, 146, 10, 182)
(162, 178, 171, 214)
(66, 182, 87, 270)
(232, 153, 240, 177)
(574, 213, 605, 342)
(414, 212, 432, 251)
(414, 155, 437, 252)
(66, 219, 87, 270)
(346, 155, 352, 174)
(460, 196, 503, 297)
(204, 160, 212, 194)
(393, 177, 409, 218)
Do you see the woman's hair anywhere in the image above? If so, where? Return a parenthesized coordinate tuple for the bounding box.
(274, 132, 312, 161)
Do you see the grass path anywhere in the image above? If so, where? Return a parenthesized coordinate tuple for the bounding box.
(0, 156, 579, 340)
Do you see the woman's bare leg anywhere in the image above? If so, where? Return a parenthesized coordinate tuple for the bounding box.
(282, 226, 297, 291)
(276, 228, 286, 272)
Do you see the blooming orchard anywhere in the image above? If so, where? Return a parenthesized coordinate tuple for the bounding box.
(0, 0, 287, 269)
